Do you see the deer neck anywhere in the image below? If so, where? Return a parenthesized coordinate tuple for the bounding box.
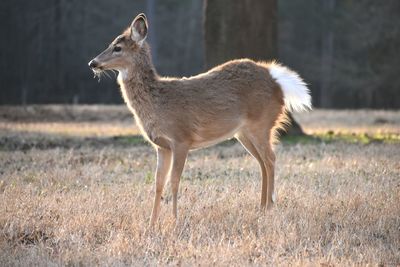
(117, 54, 158, 122)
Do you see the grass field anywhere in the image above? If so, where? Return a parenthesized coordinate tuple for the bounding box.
(0, 106, 399, 266)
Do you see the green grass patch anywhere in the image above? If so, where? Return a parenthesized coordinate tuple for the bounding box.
(281, 131, 400, 145)
(112, 135, 148, 146)
(315, 131, 400, 144)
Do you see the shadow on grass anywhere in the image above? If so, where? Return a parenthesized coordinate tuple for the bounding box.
(1, 131, 399, 151)
(0, 134, 148, 151)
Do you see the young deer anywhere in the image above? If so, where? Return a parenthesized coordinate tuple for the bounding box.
(89, 13, 311, 226)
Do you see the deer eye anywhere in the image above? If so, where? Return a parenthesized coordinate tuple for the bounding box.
(113, 46, 122, 52)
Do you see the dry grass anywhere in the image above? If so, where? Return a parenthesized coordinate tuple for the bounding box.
(0, 106, 399, 266)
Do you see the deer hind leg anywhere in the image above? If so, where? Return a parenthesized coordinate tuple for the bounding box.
(149, 147, 172, 227)
(236, 133, 268, 204)
(238, 128, 276, 209)
(263, 144, 276, 208)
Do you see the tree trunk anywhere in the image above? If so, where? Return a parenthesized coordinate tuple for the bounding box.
(204, 0, 277, 68)
(204, 0, 304, 135)
(146, 0, 157, 65)
(320, 0, 335, 108)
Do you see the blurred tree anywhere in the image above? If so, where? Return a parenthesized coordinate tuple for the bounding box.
(0, 0, 203, 104)
(320, 0, 335, 108)
(204, 0, 305, 135)
(204, 0, 277, 68)
(1, 0, 399, 107)
(146, 0, 158, 65)
(279, 0, 400, 109)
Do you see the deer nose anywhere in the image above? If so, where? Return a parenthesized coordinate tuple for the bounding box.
(88, 60, 98, 69)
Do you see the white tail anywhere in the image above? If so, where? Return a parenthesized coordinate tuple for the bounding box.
(268, 62, 312, 112)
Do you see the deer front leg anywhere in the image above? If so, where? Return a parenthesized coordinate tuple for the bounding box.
(149, 147, 172, 227)
(169, 144, 189, 220)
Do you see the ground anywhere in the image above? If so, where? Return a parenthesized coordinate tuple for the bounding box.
(0, 106, 399, 266)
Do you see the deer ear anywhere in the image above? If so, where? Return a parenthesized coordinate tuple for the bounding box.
(130, 13, 148, 46)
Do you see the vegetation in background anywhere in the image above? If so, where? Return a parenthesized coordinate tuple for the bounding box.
(1, 0, 399, 107)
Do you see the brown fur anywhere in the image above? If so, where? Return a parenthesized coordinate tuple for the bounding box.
(118, 51, 286, 149)
(89, 14, 290, 227)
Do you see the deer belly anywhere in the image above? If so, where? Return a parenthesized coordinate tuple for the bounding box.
(190, 122, 243, 150)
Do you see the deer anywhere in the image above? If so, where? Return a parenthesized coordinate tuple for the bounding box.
(88, 13, 311, 227)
